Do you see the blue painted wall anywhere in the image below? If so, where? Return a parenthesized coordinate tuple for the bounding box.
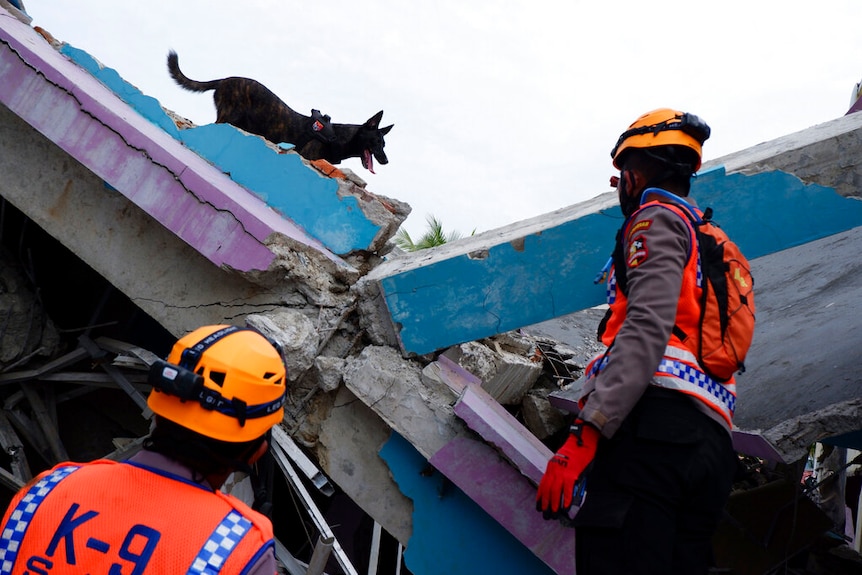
(381, 210, 617, 353)
(178, 125, 380, 254)
(382, 166, 862, 355)
(60, 44, 382, 255)
(692, 166, 862, 260)
(379, 433, 556, 575)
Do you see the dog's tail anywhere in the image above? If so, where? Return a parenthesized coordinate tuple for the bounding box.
(167, 50, 221, 93)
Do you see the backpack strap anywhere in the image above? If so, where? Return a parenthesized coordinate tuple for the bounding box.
(611, 189, 700, 296)
(640, 188, 704, 225)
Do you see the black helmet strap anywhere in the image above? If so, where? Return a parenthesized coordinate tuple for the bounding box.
(610, 112, 711, 160)
(180, 325, 246, 371)
(148, 326, 286, 427)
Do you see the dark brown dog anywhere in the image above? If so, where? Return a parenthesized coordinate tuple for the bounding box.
(167, 51, 393, 172)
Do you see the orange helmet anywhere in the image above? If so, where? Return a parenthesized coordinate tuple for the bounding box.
(611, 108, 711, 171)
(147, 325, 287, 442)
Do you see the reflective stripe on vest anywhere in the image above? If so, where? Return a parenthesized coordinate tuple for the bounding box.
(0, 465, 81, 575)
(585, 344, 736, 426)
(654, 345, 736, 425)
(1, 462, 267, 575)
(188, 510, 253, 574)
(606, 270, 618, 305)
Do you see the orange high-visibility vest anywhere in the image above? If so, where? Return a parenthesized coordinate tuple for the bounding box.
(0, 459, 274, 575)
(588, 200, 737, 426)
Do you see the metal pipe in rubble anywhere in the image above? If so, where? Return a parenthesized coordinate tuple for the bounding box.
(367, 521, 382, 575)
(305, 535, 335, 575)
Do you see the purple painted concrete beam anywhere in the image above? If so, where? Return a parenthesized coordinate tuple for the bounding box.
(728, 431, 786, 464)
(434, 354, 481, 395)
(431, 355, 577, 572)
(454, 383, 552, 486)
(435, 355, 550, 484)
(0, 11, 348, 274)
(430, 436, 575, 574)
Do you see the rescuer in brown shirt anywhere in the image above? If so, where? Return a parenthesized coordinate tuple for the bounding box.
(537, 109, 738, 575)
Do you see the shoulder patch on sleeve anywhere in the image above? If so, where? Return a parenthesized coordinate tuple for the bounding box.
(626, 234, 648, 268)
(626, 219, 652, 241)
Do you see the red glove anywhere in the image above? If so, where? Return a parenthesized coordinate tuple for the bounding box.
(536, 420, 600, 519)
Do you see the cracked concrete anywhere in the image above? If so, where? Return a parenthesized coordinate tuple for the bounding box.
(3, 8, 862, 571)
(0, 102, 292, 338)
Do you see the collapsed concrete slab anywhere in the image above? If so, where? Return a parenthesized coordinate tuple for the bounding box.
(547, 225, 862, 465)
(711, 111, 862, 200)
(59, 42, 412, 259)
(0, 102, 288, 337)
(3, 5, 862, 573)
(363, 161, 862, 357)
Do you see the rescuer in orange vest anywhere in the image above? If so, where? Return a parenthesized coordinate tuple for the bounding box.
(536, 109, 738, 574)
(0, 324, 287, 574)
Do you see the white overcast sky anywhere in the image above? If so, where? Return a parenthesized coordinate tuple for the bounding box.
(27, 0, 862, 238)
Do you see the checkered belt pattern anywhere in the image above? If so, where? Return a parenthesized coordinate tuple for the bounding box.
(655, 357, 736, 415)
(0, 465, 81, 575)
(585, 346, 735, 424)
(188, 510, 253, 574)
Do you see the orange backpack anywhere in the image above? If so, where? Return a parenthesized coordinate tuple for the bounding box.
(683, 206, 756, 381)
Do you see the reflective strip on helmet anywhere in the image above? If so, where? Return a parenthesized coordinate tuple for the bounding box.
(0, 465, 81, 574)
(197, 389, 286, 421)
(187, 510, 253, 574)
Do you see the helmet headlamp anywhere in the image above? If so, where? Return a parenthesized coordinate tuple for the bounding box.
(147, 325, 287, 442)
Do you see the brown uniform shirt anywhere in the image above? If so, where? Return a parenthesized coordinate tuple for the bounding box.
(578, 193, 730, 438)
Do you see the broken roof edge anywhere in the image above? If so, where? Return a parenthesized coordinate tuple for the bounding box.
(0, 10, 359, 274)
(368, 135, 862, 356)
(54, 33, 402, 257)
(706, 109, 862, 182)
(0, 0, 28, 24)
(373, 109, 862, 285)
(0, 10, 394, 273)
(365, 190, 621, 280)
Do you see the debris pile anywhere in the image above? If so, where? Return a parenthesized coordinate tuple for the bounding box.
(2, 9, 861, 570)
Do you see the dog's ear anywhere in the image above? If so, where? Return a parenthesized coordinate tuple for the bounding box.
(380, 124, 394, 135)
(365, 111, 385, 129)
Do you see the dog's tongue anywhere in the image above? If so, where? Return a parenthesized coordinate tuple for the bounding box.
(363, 149, 375, 174)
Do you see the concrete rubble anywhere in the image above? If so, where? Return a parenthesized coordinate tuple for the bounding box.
(1, 5, 861, 573)
(441, 338, 542, 405)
